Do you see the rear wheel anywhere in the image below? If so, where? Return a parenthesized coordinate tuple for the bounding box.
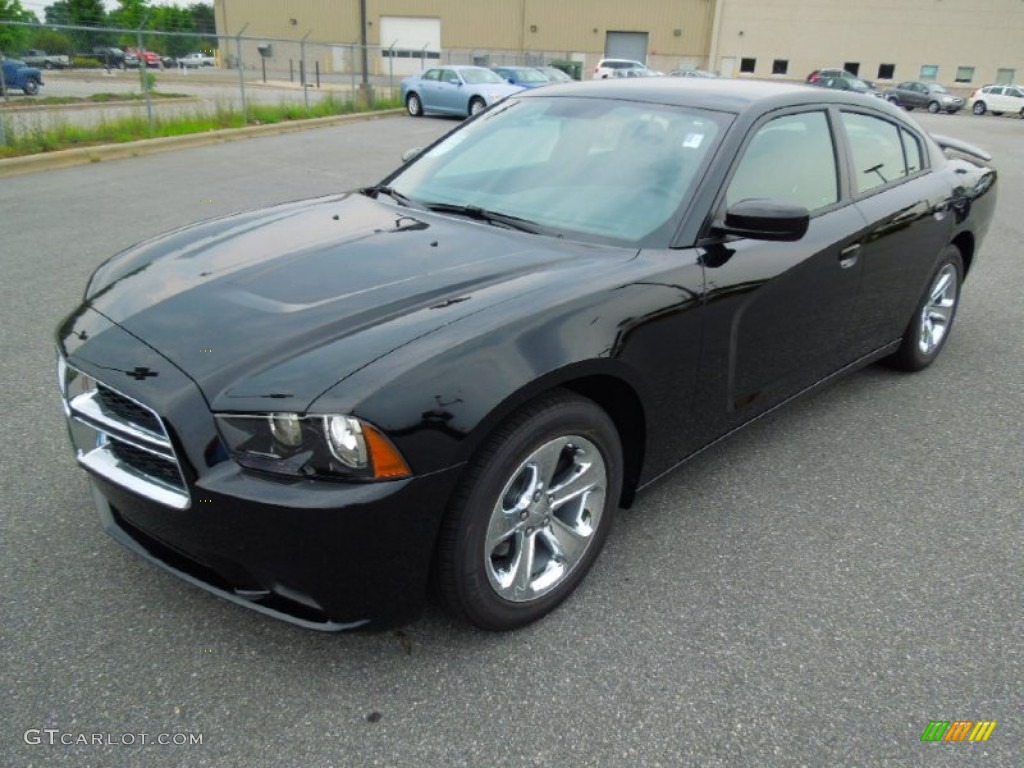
(436, 390, 622, 630)
(927, 100, 940, 114)
(23, 78, 39, 96)
(406, 92, 422, 117)
(972, 101, 986, 115)
(468, 96, 486, 116)
(887, 246, 963, 372)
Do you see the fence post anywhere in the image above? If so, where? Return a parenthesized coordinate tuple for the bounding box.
(301, 31, 311, 111)
(388, 42, 395, 96)
(0, 58, 7, 146)
(136, 13, 154, 135)
(235, 23, 249, 122)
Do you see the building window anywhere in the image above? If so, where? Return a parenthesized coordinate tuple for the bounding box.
(919, 65, 939, 81)
(772, 59, 788, 75)
(877, 63, 895, 80)
(740, 57, 756, 74)
(955, 66, 975, 83)
(995, 68, 1015, 84)
(844, 62, 860, 76)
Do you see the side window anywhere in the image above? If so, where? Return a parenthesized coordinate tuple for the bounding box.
(422, 69, 440, 82)
(442, 69, 460, 85)
(841, 112, 910, 194)
(901, 128, 924, 174)
(726, 111, 839, 213)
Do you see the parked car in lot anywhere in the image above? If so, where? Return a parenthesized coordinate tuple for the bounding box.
(402, 65, 523, 117)
(177, 51, 216, 68)
(56, 78, 997, 633)
(883, 81, 965, 113)
(491, 66, 551, 89)
(968, 84, 1024, 117)
(0, 57, 43, 95)
(593, 58, 649, 79)
(806, 67, 872, 88)
(20, 49, 71, 70)
(89, 46, 128, 69)
(124, 47, 165, 68)
(537, 66, 573, 83)
(671, 68, 719, 78)
(809, 75, 882, 98)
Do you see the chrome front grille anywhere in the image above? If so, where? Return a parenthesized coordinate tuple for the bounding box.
(59, 357, 190, 510)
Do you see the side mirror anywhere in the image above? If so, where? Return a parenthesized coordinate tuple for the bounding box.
(401, 147, 423, 163)
(716, 199, 809, 242)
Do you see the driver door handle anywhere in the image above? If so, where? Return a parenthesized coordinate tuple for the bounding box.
(839, 244, 861, 269)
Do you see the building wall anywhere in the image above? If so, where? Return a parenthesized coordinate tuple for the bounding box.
(213, 0, 1023, 87)
(214, 0, 716, 74)
(711, 0, 1024, 87)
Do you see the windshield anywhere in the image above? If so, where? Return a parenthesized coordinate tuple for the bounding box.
(461, 68, 504, 84)
(388, 96, 727, 245)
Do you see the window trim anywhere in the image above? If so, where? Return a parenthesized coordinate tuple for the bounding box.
(836, 107, 931, 201)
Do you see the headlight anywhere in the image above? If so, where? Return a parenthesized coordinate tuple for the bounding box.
(216, 413, 410, 481)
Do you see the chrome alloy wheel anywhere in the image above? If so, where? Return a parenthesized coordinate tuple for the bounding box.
(917, 263, 958, 356)
(484, 435, 606, 602)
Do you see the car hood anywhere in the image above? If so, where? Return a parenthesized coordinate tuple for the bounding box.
(86, 193, 631, 412)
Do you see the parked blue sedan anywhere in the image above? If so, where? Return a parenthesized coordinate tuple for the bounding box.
(402, 65, 523, 118)
(491, 66, 551, 89)
(0, 57, 43, 95)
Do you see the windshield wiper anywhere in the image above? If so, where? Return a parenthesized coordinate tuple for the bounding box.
(421, 202, 544, 234)
(362, 185, 414, 207)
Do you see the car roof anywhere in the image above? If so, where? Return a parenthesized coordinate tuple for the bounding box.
(518, 77, 893, 116)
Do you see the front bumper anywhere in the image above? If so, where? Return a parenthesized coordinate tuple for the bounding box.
(89, 461, 461, 630)
(57, 306, 463, 630)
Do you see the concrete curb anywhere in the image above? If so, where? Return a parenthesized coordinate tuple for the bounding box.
(0, 108, 405, 178)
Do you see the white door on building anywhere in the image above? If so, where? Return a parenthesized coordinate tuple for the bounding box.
(719, 56, 736, 78)
(380, 17, 441, 77)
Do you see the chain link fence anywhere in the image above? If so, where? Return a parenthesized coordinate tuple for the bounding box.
(2, 18, 671, 148)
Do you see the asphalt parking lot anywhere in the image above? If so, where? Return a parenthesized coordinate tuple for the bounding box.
(1, 109, 1020, 767)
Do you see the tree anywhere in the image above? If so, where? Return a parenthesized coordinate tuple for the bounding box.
(44, 2, 72, 26)
(67, 0, 106, 27)
(0, 0, 38, 54)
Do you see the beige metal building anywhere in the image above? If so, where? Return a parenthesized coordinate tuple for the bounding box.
(213, 0, 1022, 87)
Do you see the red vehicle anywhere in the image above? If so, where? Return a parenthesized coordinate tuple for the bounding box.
(124, 47, 164, 68)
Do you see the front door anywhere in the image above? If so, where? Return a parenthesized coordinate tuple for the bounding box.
(694, 109, 866, 429)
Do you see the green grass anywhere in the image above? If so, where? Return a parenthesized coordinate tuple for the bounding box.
(1, 92, 191, 107)
(0, 93, 402, 159)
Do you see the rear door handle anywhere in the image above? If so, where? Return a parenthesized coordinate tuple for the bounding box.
(839, 244, 861, 269)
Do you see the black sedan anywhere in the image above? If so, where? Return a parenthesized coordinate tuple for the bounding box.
(57, 79, 997, 632)
(884, 80, 966, 113)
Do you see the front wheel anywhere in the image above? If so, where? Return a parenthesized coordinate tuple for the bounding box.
(972, 101, 986, 115)
(406, 92, 422, 117)
(887, 246, 963, 372)
(436, 391, 623, 630)
(23, 78, 39, 96)
(468, 96, 486, 116)
(927, 100, 940, 113)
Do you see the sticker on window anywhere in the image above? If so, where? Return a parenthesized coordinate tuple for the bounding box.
(683, 133, 705, 149)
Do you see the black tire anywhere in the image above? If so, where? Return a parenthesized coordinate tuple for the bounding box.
(23, 78, 39, 96)
(972, 101, 986, 115)
(406, 92, 422, 117)
(468, 96, 486, 116)
(436, 390, 623, 630)
(887, 246, 963, 372)
(927, 100, 940, 113)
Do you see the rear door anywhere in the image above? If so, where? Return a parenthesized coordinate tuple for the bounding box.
(838, 110, 953, 356)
